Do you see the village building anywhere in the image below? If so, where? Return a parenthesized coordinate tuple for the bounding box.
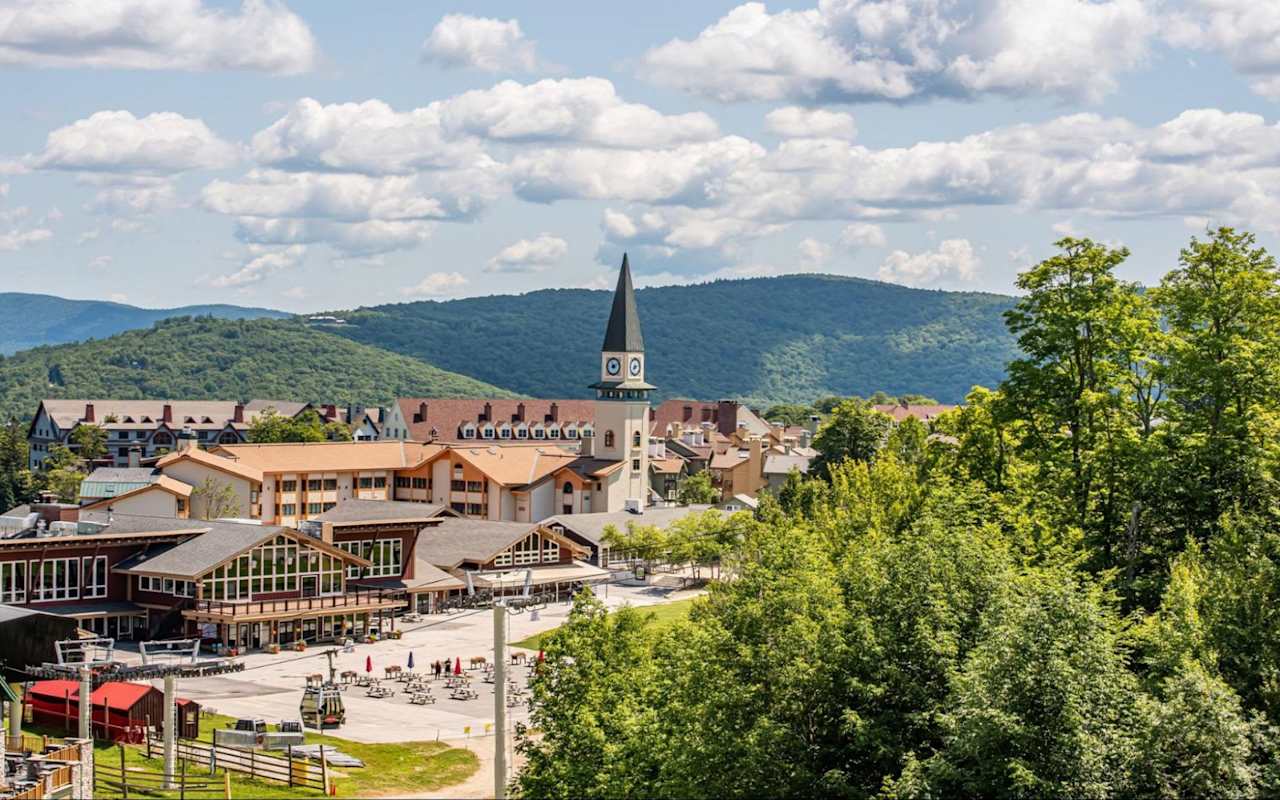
(25, 399, 311, 469)
(544, 504, 720, 568)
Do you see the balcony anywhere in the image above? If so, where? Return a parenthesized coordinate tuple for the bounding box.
(186, 587, 405, 622)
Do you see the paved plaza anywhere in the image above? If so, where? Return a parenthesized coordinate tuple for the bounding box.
(122, 583, 698, 744)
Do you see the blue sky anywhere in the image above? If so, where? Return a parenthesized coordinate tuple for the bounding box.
(1, 0, 1278, 312)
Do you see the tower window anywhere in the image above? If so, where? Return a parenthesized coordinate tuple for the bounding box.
(604, 431, 615, 448)
(632, 431, 641, 447)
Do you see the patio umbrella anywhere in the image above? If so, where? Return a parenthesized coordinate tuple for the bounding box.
(365, 655, 373, 674)
(454, 656, 462, 675)
(537, 649, 545, 664)
(407, 651, 415, 670)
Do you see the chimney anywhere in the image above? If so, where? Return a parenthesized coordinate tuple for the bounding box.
(162, 404, 173, 423)
(325, 404, 337, 420)
(233, 403, 244, 423)
(127, 446, 141, 468)
(482, 402, 492, 422)
(83, 403, 95, 423)
(683, 405, 693, 422)
(549, 402, 559, 422)
(718, 400, 738, 436)
(414, 402, 427, 424)
(701, 408, 712, 423)
(807, 414, 821, 434)
(515, 402, 526, 422)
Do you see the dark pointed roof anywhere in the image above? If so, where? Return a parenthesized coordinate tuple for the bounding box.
(602, 253, 644, 352)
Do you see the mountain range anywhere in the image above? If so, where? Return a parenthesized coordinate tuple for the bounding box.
(0, 275, 1020, 418)
(323, 275, 1019, 406)
(0, 293, 288, 354)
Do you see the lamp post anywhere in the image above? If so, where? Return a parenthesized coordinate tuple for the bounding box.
(493, 603, 508, 800)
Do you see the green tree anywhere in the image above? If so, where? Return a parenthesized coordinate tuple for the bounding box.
(1151, 227, 1280, 541)
(676, 470, 718, 505)
(68, 423, 107, 462)
(811, 399, 893, 476)
(915, 570, 1142, 799)
(247, 407, 334, 443)
(190, 476, 242, 519)
(999, 238, 1155, 572)
(763, 403, 812, 427)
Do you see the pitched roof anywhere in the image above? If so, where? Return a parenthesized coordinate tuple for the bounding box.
(354, 555, 464, 592)
(649, 455, 687, 474)
(80, 476, 193, 511)
(544, 505, 720, 546)
(413, 519, 583, 567)
(763, 454, 812, 475)
(602, 253, 644, 352)
(28, 680, 158, 711)
(871, 403, 957, 422)
(157, 447, 263, 483)
(444, 445, 582, 488)
(213, 440, 441, 473)
(310, 498, 452, 525)
(83, 467, 161, 485)
(709, 449, 749, 471)
(394, 398, 596, 443)
(115, 521, 367, 578)
(34, 399, 303, 432)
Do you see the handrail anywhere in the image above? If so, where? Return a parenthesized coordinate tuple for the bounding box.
(193, 586, 404, 616)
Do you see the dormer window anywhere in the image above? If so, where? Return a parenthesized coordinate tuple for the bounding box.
(582, 425, 594, 438)
(566, 427, 578, 439)
(548, 427, 560, 439)
(461, 424, 476, 439)
(515, 424, 528, 439)
(532, 426, 544, 439)
(124, 416, 136, 423)
(184, 416, 195, 424)
(498, 425, 511, 439)
(482, 425, 495, 439)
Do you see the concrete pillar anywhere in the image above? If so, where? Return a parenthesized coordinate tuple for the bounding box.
(162, 673, 176, 789)
(68, 737, 93, 800)
(7, 699, 19, 749)
(77, 668, 91, 741)
(493, 604, 507, 800)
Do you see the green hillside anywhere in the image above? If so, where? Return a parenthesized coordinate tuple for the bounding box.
(324, 275, 1018, 405)
(0, 292, 288, 354)
(0, 316, 516, 420)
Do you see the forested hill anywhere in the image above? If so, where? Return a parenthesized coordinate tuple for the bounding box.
(0, 317, 516, 420)
(324, 275, 1018, 405)
(0, 293, 288, 354)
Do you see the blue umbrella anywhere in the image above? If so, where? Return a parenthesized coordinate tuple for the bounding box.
(407, 651, 415, 670)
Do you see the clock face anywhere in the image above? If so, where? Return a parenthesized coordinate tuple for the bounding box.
(629, 357, 642, 376)
(606, 357, 621, 376)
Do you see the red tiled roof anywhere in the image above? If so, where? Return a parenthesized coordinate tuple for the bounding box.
(28, 680, 156, 711)
(396, 398, 596, 442)
(872, 403, 957, 422)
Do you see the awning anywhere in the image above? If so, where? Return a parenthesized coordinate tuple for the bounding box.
(473, 560, 609, 588)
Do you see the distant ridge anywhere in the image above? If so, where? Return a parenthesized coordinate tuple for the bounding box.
(322, 273, 1020, 406)
(0, 292, 289, 354)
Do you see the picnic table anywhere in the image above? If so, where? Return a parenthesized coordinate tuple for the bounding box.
(366, 685, 394, 699)
(409, 692, 436, 705)
(449, 688, 479, 701)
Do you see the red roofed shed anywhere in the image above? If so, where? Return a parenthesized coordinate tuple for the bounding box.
(26, 680, 199, 742)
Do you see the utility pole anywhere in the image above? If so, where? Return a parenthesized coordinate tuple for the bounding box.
(162, 673, 176, 790)
(493, 603, 507, 800)
(77, 667, 91, 741)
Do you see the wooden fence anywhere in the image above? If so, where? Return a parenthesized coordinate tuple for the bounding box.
(95, 745, 229, 799)
(146, 734, 328, 792)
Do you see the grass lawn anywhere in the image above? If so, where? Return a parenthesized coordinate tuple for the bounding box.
(511, 596, 698, 651)
(31, 710, 478, 799)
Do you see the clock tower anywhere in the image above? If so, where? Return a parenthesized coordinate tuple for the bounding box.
(590, 253, 652, 509)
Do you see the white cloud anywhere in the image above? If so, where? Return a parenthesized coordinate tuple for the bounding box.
(231, 217, 435, 256)
(34, 110, 238, 175)
(1165, 0, 1280, 99)
(86, 182, 180, 215)
(877, 238, 980, 286)
(485, 233, 568, 272)
(839, 222, 887, 248)
(88, 255, 112, 269)
(78, 228, 101, 244)
(202, 170, 479, 223)
(210, 244, 306, 287)
(797, 237, 831, 265)
(421, 14, 538, 72)
(0, 0, 318, 74)
(0, 226, 51, 251)
(110, 218, 146, 233)
(400, 271, 468, 297)
(766, 106, 857, 140)
(642, 0, 1155, 104)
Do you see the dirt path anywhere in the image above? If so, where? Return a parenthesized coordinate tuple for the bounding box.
(400, 734, 522, 799)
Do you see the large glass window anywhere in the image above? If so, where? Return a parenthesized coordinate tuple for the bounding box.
(0, 561, 25, 603)
(336, 538, 401, 579)
(29, 557, 80, 601)
(83, 556, 107, 598)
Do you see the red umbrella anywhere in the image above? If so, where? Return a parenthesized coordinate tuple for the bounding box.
(365, 655, 373, 673)
(454, 656, 462, 675)
(537, 649, 545, 664)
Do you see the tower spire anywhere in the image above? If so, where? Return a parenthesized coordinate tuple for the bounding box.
(601, 253, 644, 352)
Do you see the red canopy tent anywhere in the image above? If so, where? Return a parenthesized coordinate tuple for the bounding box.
(26, 680, 198, 743)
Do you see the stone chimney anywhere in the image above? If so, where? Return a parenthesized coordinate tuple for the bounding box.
(233, 403, 244, 423)
(127, 446, 141, 468)
(482, 402, 492, 422)
(717, 400, 738, 436)
(515, 402, 526, 422)
(549, 402, 559, 422)
(414, 402, 427, 423)
(83, 403, 95, 423)
(162, 404, 173, 423)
